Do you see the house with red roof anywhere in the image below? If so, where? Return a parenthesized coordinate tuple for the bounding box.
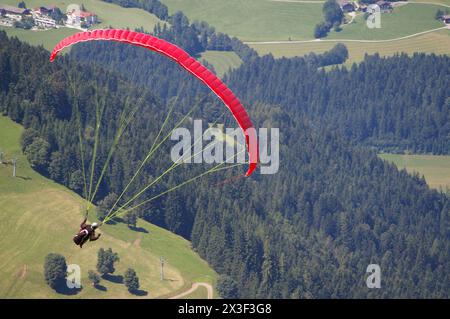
(66, 8, 98, 28)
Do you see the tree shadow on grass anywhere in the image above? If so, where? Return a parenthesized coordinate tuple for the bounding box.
(16, 175, 31, 180)
(94, 284, 107, 292)
(129, 226, 149, 233)
(54, 283, 82, 296)
(130, 289, 148, 296)
(103, 219, 118, 226)
(102, 273, 123, 284)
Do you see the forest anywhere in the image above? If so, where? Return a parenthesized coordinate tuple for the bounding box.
(72, 33, 450, 155)
(0, 29, 449, 298)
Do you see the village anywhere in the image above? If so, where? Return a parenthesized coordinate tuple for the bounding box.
(338, 0, 450, 25)
(0, 3, 99, 30)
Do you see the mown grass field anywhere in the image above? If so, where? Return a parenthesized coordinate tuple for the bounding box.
(249, 29, 450, 64)
(327, 3, 446, 40)
(379, 153, 450, 192)
(162, 1, 448, 41)
(200, 50, 243, 77)
(0, 115, 216, 298)
(410, 0, 450, 6)
(0, 0, 162, 51)
(162, 0, 323, 41)
(163, 0, 450, 64)
(0, 27, 78, 51)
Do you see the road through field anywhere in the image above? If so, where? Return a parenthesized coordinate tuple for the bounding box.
(270, 0, 450, 6)
(245, 26, 449, 44)
(269, 0, 324, 3)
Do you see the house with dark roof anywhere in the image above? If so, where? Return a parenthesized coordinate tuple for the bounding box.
(341, 1, 356, 12)
(0, 4, 29, 16)
(442, 15, 450, 24)
(33, 5, 57, 15)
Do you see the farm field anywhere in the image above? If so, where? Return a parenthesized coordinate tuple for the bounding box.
(162, 0, 323, 41)
(0, 115, 216, 298)
(162, 1, 449, 41)
(248, 29, 450, 64)
(326, 3, 446, 41)
(409, 0, 450, 6)
(0, 27, 78, 51)
(379, 153, 450, 192)
(200, 50, 243, 77)
(162, 0, 450, 64)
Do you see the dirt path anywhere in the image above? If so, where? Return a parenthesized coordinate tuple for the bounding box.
(18, 265, 28, 279)
(169, 282, 214, 299)
(245, 26, 449, 45)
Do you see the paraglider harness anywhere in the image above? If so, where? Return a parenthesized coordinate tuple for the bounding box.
(73, 212, 102, 247)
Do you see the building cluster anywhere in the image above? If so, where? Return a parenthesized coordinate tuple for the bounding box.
(338, 1, 450, 25)
(0, 3, 98, 30)
(338, 1, 394, 13)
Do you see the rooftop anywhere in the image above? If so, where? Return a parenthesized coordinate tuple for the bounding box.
(0, 4, 28, 14)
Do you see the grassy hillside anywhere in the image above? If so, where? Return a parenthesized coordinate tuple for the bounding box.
(0, 27, 78, 51)
(249, 29, 450, 64)
(410, 0, 450, 6)
(379, 153, 450, 192)
(0, 0, 163, 51)
(162, 0, 323, 41)
(327, 4, 446, 40)
(0, 115, 217, 298)
(162, 1, 448, 41)
(200, 50, 243, 77)
(162, 0, 450, 64)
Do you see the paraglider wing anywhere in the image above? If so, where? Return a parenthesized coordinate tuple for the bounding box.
(50, 29, 258, 176)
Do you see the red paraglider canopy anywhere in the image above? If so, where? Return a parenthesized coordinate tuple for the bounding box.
(50, 29, 258, 176)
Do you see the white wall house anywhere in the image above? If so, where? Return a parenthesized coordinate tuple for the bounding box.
(66, 9, 97, 28)
(32, 13, 56, 28)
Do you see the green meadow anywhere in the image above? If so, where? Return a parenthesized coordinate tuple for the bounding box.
(249, 29, 450, 65)
(379, 153, 450, 192)
(0, 115, 217, 298)
(200, 50, 243, 77)
(162, 0, 323, 41)
(327, 3, 447, 41)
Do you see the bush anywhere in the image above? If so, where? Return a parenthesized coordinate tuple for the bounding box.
(124, 268, 140, 292)
(97, 248, 120, 276)
(314, 22, 331, 39)
(44, 253, 67, 290)
(123, 212, 137, 228)
(97, 193, 118, 221)
(24, 137, 51, 171)
(88, 270, 101, 286)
